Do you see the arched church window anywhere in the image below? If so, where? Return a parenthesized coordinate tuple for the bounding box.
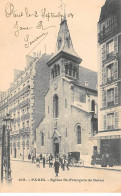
(69, 63, 72, 76)
(53, 94, 59, 118)
(91, 100, 95, 113)
(41, 132, 44, 146)
(77, 125, 81, 144)
(51, 65, 60, 79)
(65, 63, 68, 75)
(73, 67, 77, 78)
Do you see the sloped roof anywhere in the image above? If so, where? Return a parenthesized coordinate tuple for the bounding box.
(99, 0, 121, 22)
(77, 66, 97, 91)
(47, 19, 81, 65)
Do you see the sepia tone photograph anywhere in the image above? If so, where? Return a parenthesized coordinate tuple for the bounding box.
(0, 0, 121, 193)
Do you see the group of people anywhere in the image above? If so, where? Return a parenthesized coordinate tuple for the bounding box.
(29, 153, 70, 177)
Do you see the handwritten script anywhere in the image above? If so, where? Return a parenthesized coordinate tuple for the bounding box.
(5, 2, 74, 54)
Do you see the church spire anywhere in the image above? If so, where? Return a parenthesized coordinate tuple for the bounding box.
(47, 17, 81, 66)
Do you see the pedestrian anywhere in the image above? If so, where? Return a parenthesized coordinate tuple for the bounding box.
(54, 158, 60, 177)
(61, 157, 65, 171)
(36, 157, 40, 168)
(43, 156, 46, 168)
(32, 155, 34, 163)
(65, 159, 69, 170)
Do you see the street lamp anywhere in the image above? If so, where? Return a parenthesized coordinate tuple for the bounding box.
(1, 113, 13, 183)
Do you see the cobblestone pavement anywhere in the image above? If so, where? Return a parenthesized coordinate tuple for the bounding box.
(0, 160, 121, 193)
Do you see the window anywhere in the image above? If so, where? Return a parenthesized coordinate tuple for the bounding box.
(107, 113, 114, 130)
(53, 95, 59, 118)
(107, 88, 114, 107)
(65, 63, 77, 78)
(27, 120, 29, 127)
(77, 125, 81, 144)
(107, 64, 113, 82)
(14, 125, 16, 131)
(18, 111, 20, 117)
(51, 64, 60, 79)
(66, 128, 68, 137)
(22, 109, 24, 115)
(23, 122, 25, 128)
(41, 132, 44, 146)
(65, 99, 67, 108)
(18, 124, 20, 129)
(91, 100, 95, 112)
(107, 40, 114, 55)
(48, 106, 49, 114)
(27, 107, 29, 113)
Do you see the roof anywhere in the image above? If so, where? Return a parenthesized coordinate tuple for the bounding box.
(77, 66, 97, 91)
(99, 0, 121, 22)
(47, 19, 81, 66)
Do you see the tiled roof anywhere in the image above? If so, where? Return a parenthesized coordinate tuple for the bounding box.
(78, 66, 97, 91)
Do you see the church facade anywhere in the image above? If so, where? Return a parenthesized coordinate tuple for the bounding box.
(36, 18, 98, 158)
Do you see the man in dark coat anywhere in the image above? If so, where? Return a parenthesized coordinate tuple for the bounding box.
(54, 158, 60, 177)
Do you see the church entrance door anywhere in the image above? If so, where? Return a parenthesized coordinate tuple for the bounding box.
(53, 137, 59, 156)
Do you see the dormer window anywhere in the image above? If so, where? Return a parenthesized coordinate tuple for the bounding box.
(58, 37, 62, 49)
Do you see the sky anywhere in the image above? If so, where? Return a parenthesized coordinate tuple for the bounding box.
(0, 0, 105, 91)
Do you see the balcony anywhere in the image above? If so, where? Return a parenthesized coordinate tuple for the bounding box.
(107, 76, 114, 84)
(21, 113, 30, 121)
(13, 117, 20, 124)
(107, 101, 114, 107)
(0, 102, 8, 111)
(107, 125, 114, 130)
(98, 22, 118, 43)
(9, 98, 30, 113)
(19, 127, 30, 134)
(10, 74, 30, 93)
(10, 130, 19, 135)
(9, 85, 30, 103)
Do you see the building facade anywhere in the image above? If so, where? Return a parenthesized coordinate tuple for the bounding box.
(36, 18, 98, 158)
(0, 53, 52, 159)
(96, 0, 121, 165)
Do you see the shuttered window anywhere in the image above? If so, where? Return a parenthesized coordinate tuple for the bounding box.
(115, 112, 118, 129)
(104, 115, 106, 130)
(114, 86, 118, 104)
(102, 43, 106, 61)
(103, 90, 106, 107)
(114, 36, 118, 53)
(114, 61, 118, 80)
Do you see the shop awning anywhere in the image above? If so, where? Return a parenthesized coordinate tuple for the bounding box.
(89, 131, 121, 140)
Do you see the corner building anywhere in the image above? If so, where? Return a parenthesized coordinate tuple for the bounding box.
(0, 54, 52, 159)
(36, 18, 98, 158)
(97, 0, 121, 165)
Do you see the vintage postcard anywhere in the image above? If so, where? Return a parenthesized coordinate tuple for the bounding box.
(0, 0, 121, 193)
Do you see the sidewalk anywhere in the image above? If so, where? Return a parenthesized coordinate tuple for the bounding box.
(11, 157, 31, 162)
(80, 155, 121, 171)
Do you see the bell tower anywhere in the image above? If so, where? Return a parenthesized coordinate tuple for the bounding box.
(47, 18, 82, 83)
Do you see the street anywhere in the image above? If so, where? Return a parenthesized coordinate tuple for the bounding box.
(0, 160, 121, 193)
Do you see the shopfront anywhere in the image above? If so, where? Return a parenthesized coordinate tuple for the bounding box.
(90, 131, 121, 165)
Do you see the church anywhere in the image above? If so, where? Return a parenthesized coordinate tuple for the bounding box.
(36, 17, 98, 159)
